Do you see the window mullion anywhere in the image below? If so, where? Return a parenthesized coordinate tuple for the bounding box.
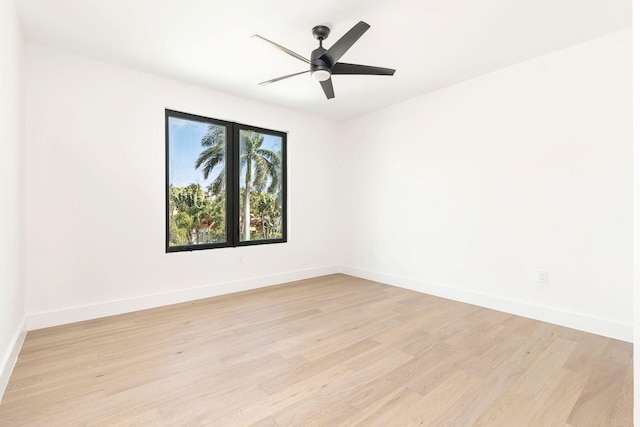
(229, 124, 240, 246)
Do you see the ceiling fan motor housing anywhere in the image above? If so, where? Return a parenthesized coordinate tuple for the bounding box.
(311, 46, 330, 74)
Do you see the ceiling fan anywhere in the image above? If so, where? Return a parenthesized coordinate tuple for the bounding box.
(253, 21, 396, 99)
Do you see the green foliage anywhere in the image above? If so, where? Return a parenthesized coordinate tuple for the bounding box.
(236, 190, 283, 241)
(253, 192, 282, 240)
(168, 184, 226, 246)
(169, 212, 190, 245)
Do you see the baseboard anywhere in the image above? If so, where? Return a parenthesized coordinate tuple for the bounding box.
(340, 266, 633, 342)
(27, 265, 341, 331)
(0, 318, 27, 403)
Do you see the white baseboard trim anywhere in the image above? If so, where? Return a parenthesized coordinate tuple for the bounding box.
(0, 317, 27, 403)
(340, 266, 633, 342)
(27, 265, 341, 331)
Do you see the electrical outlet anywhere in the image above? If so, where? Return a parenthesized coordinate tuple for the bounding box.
(537, 271, 548, 284)
(238, 256, 245, 266)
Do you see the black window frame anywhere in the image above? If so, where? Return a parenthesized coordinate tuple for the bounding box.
(165, 109, 287, 252)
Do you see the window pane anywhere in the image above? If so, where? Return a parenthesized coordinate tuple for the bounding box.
(238, 130, 284, 242)
(167, 116, 227, 247)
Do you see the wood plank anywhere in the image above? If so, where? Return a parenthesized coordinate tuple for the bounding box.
(566, 357, 629, 425)
(610, 363, 634, 426)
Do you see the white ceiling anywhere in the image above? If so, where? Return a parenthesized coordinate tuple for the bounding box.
(16, 0, 630, 122)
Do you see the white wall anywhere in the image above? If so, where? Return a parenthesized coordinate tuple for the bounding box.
(0, 0, 26, 398)
(632, 0, 639, 422)
(24, 43, 340, 327)
(338, 29, 633, 341)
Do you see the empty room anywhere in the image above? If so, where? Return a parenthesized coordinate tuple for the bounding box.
(1, 0, 638, 425)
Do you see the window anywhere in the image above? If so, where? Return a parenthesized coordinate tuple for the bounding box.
(166, 110, 287, 252)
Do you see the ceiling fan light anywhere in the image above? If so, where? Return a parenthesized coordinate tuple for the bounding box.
(311, 69, 331, 81)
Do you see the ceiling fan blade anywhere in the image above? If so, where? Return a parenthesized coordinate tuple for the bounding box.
(259, 70, 309, 86)
(320, 78, 335, 99)
(320, 21, 370, 66)
(252, 35, 310, 64)
(332, 62, 395, 76)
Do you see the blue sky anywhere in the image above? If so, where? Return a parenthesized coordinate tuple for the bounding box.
(168, 116, 282, 189)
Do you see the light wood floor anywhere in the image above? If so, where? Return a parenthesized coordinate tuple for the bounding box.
(0, 274, 632, 426)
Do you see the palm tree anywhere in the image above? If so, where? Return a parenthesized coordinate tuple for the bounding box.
(239, 130, 280, 241)
(195, 125, 226, 195)
(195, 126, 280, 241)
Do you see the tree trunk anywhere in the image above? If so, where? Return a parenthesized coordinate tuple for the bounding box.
(243, 158, 252, 241)
(263, 217, 267, 240)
